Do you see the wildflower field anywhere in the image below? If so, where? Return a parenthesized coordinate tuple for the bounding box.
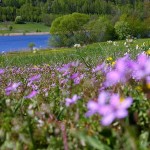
(0, 38, 150, 150)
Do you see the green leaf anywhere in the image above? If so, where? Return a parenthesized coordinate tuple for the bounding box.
(76, 132, 111, 150)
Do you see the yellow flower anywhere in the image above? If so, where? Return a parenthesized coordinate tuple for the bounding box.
(106, 57, 113, 61)
(112, 61, 116, 66)
(33, 65, 38, 69)
(146, 49, 150, 55)
(46, 64, 50, 67)
(120, 97, 124, 102)
(135, 86, 142, 92)
(146, 83, 150, 89)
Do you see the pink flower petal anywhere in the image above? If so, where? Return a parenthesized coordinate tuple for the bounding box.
(101, 113, 115, 126)
(25, 91, 38, 99)
(116, 109, 128, 119)
(120, 98, 133, 109)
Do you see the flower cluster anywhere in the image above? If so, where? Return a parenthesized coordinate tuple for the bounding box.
(1, 51, 150, 128)
(103, 53, 150, 87)
(86, 91, 132, 126)
(65, 94, 80, 107)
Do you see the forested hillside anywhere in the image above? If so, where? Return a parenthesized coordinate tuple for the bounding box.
(0, 0, 149, 23)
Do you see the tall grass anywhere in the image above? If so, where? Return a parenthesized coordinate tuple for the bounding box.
(0, 38, 150, 149)
(0, 38, 150, 67)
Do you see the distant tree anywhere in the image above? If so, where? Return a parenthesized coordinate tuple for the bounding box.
(118, 14, 149, 38)
(41, 13, 60, 26)
(85, 15, 115, 42)
(0, 0, 149, 23)
(50, 13, 90, 47)
(144, 17, 150, 37)
(28, 42, 35, 50)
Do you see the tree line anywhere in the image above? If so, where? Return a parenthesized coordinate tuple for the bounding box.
(0, 0, 149, 46)
(49, 12, 150, 47)
(0, 0, 149, 24)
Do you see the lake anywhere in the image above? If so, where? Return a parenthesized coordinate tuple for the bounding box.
(0, 34, 51, 52)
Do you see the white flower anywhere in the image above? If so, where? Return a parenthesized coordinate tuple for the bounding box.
(142, 42, 145, 46)
(33, 50, 36, 53)
(136, 45, 139, 50)
(37, 119, 44, 127)
(107, 40, 112, 44)
(74, 44, 81, 48)
(113, 42, 118, 46)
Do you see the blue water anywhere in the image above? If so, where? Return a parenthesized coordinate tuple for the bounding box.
(0, 34, 51, 52)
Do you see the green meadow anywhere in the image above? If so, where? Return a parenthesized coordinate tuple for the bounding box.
(0, 38, 150, 150)
(0, 22, 50, 34)
(1, 0, 150, 149)
(0, 38, 150, 67)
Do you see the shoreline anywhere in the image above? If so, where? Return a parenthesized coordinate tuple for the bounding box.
(0, 32, 50, 36)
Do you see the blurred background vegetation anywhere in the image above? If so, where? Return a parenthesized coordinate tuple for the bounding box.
(0, 0, 150, 46)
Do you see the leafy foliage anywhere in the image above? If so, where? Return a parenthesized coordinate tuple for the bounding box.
(50, 13, 90, 47)
(50, 13, 89, 34)
(0, 0, 149, 24)
(114, 21, 131, 40)
(15, 16, 24, 24)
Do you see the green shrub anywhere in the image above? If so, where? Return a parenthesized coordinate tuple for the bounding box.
(8, 25, 13, 31)
(85, 15, 115, 42)
(15, 16, 24, 24)
(114, 21, 131, 40)
(50, 14, 116, 47)
(144, 17, 150, 37)
(50, 13, 90, 47)
(126, 16, 148, 38)
(118, 14, 149, 38)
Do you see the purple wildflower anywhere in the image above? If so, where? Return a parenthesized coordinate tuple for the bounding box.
(60, 79, 68, 85)
(92, 63, 105, 73)
(86, 91, 110, 117)
(58, 63, 71, 73)
(101, 94, 132, 126)
(70, 73, 79, 79)
(146, 76, 150, 89)
(31, 84, 39, 90)
(5, 82, 21, 95)
(71, 73, 84, 85)
(71, 61, 79, 67)
(132, 53, 150, 79)
(105, 70, 122, 86)
(86, 101, 99, 117)
(65, 94, 80, 107)
(0, 69, 5, 74)
(28, 74, 41, 82)
(86, 92, 133, 126)
(92, 63, 110, 74)
(115, 55, 130, 73)
(74, 77, 81, 85)
(25, 90, 38, 99)
(104, 55, 134, 87)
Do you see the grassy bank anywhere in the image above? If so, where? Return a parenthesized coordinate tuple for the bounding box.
(0, 22, 50, 35)
(0, 38, 150, 67)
